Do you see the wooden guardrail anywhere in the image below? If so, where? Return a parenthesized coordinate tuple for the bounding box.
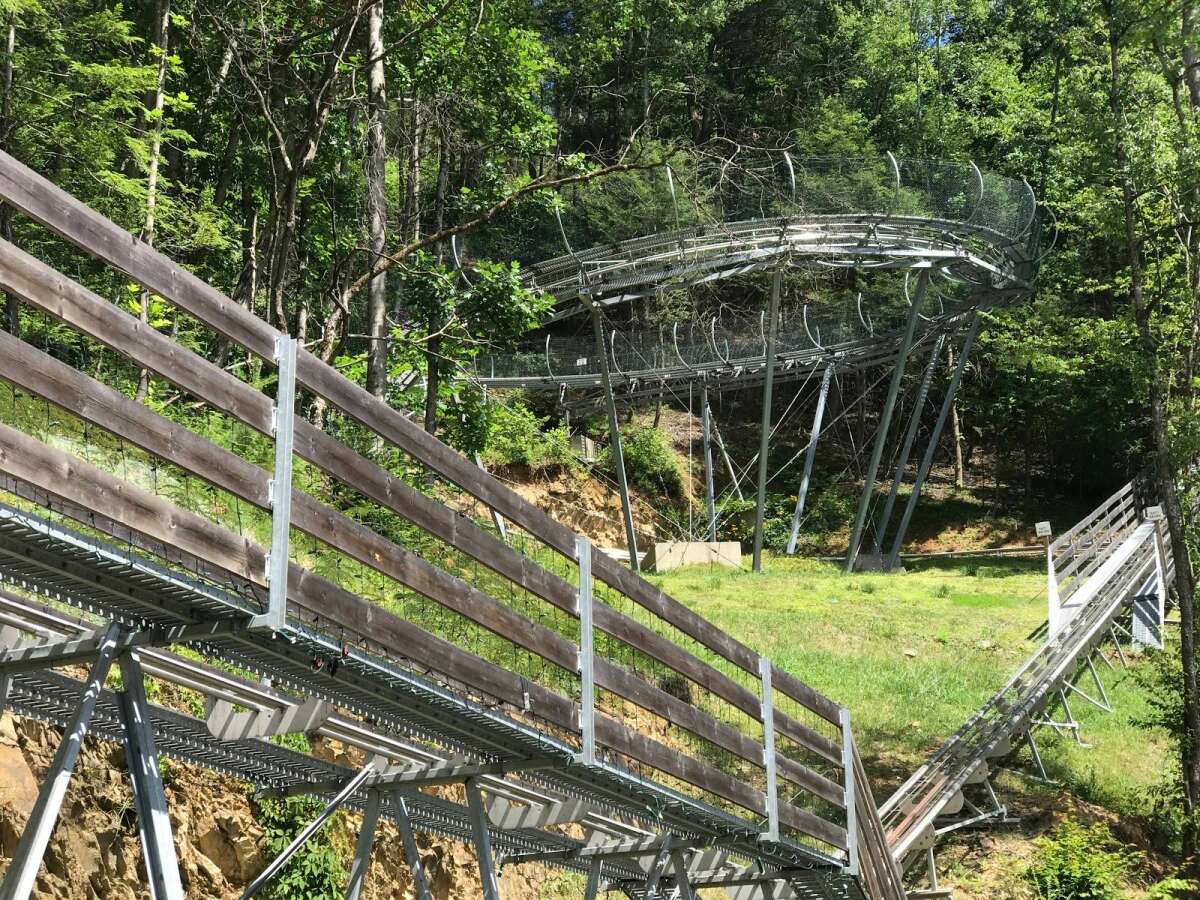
(0, 150, 895, 863)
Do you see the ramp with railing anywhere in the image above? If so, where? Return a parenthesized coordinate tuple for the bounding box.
(880, 484, 1173, 891)
(0, 150, 909, 900)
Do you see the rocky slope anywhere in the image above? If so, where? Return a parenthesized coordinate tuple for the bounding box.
(0, 713, 570, 899)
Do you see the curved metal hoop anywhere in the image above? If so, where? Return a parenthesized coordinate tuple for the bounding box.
(450, 234, 474, 286)
(803, 304, 826, 351)
(964, 161, 985, 224)
(783, 151, 797, 203)
(856, 292, 874, 336)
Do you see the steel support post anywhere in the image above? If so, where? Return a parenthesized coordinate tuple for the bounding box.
(926, 847, 939, 891)
(712, 420, 744, 501)
(873, 334, 945, 555)
(786, 364, 833, 556)
(0, 623, 121, 900)
(1109, 626, 1128, 668)
(241, 764, 375, 899)
(344, 789, 381, 900)
(590, 305, 639, 571)
(753, 268, 784, 573)
(1058, 690, 1084, 745)
(117, 653, 184, 900)
(759, 655, 780, 842)
(576, 536, 596, 765)
(1026, 730, 1050, 781)
(839, 708, 859, 876)
(671, 849, 696, 900)
(393, 795, 433, 900)
(254, 334, 297, 631)
(1047, 540, 1063, 638)
(583, 858, 602, 900)
(886, 311, 980, 570)
(1086, 657, 1111, 710)
(700, 381, 717, 542)
(465, 777, 501, 900)
(846, 270, 929, 572)
(1135, 523, 1167, 650)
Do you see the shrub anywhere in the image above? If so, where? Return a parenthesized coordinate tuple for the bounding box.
(1025, 821, 1137, 900)
(482, 400, 576, 471)
(607, 424, 686, 498)
(254, 795, 346, 900)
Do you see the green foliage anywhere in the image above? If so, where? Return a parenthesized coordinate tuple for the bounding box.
(482, 400, 577, 471)
(254, 796, 346, 900)
(1147, 878, 1200, 899)
(603, 424, 686, 498)
(1131, 649, 1194, 847)
(1025, 821, 1136, 900)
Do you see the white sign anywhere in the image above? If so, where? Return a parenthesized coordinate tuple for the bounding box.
(1035, 521, 1052, 538)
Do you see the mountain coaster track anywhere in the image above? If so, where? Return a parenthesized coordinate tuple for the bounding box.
(0, 147, 1174, 900)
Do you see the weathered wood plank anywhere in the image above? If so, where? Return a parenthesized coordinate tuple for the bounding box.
(0, 148, 840, 755)
(594, 713, 848, 851)
(0, 422, 263, 584)
(0, 422, 773, 815)
(771, 665, 843, 727)
(0, 236, 818, 733)
(0, 352, 847, 809)
(0, 331, 580, 673)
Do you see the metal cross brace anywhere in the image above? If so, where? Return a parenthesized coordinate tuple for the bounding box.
(0, 620, 244, 675)
(117, 652, 185, 900)
(269, 756, 559, 799)
(241, 763, 376, 899)
(0, 623, 123, 899)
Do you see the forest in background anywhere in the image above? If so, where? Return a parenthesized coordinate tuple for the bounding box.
(2, 0, 1195, 496)
(2, 0, 1200, 881)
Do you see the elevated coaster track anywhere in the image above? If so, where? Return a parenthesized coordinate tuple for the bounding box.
(881, 484, 1176, 894)
(473, 155, 1043, 393)
(466, 156, 1046, 574)
(0, 150, 906, 899)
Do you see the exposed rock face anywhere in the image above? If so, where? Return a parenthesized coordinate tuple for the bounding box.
(0, 715, 569, 899)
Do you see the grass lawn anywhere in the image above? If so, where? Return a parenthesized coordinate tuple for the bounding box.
(648, 553, 1175, 895)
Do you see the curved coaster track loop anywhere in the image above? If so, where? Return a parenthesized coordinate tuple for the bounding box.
(469, 155, 1045, 575)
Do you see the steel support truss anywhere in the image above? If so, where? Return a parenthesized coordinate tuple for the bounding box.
(0, 625, 188, 900)
(0, 502, 866, 900)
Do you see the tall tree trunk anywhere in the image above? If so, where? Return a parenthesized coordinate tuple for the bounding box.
(1, 14, 17, 337)
(1108, 8, 1200, 861)
(402, 95, 423, 246)
(265, 10, 361, 337)
(135, 0, 171, 402)
(421, 128, 449, 436)
(365, 0, 389, 399)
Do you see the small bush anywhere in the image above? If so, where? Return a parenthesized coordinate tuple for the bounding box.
(483, 401, 577, 471)
(255, 795, 346, 900)
(1025, 821, 1136, 900)
(608, 424, 686, 498)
